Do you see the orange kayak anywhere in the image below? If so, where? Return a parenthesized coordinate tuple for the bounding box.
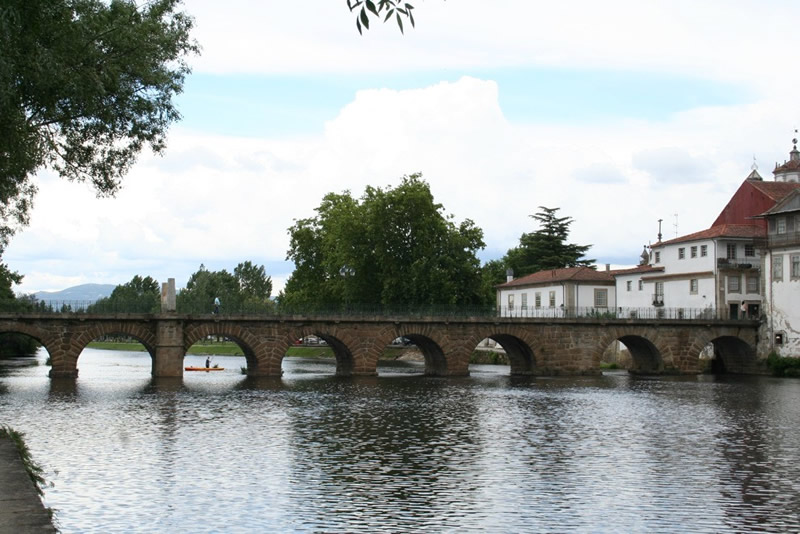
(185, 367, 225, 372)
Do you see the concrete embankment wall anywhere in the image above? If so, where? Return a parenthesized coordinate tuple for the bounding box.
(0, 435, 56, 533)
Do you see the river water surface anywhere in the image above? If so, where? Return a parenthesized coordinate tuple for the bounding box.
(1, 348, 799, 533)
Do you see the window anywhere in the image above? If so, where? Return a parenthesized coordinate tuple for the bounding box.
(775, 332, 784, 346)
(548, 291, 556, 308)
(744, 244, 755, 257)
(626, 281, 632, 292)
(678, 247, 685, 259)
(792, 255, 800, 279)
(690, 246, 697, 258)
(747, 276, 759, 294)
(594, 288, 608, 308)
(701, 245, 708, 257)
(728, 275, 740, 293)
(521, 293, 528, 310)
(638, 280, 643, 291)
(777, 218, 786, 234)
(507, 294, 515, 310)
(690, 279, 698, 294)
(726, 244, 737, 259)
(655, 251, 661, 263)
(654, 282, 664, 305)
(773, 255, 783, 281)
(535, 292, 541, 308)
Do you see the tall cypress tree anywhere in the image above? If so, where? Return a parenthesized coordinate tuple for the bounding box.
(504, 206, 594, 278)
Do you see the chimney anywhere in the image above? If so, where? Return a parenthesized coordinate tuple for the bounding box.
(605, 264, 610, 272)
(506, 268, 514, 283)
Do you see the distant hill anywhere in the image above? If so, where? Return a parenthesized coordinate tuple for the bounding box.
(33, 283, 117, 303)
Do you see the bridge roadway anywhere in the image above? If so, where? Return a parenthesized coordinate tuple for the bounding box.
(0, 312, 762, 378)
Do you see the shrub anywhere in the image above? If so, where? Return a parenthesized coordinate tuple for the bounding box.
(766, 352, 800, 377)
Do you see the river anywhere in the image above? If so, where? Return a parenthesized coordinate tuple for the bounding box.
(1, 348, 799, 533)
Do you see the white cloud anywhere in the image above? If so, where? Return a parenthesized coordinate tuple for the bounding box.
(5, 1, 800, 295)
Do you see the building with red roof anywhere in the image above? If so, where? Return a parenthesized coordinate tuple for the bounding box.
(496, 138, 800, 341)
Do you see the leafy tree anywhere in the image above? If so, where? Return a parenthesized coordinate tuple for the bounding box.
(347, 0, 416, 35)
(0, 262, 39, 356)
(478, 258, 507, 306)
(234, 261, 274, 311)
(234, 261, 273, 301)
(178, 262, 274, 314)
(0, 0, 198, 251)
(89, 275, 160, 313)
(282, 174, 486, 310)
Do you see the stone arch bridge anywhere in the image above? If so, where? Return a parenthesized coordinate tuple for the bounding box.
(0, 313, 762, 378)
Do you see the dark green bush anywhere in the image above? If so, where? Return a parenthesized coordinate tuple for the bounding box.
(766, 352, 800, 377)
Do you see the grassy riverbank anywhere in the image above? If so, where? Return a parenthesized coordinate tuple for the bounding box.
(87, 341, 508, 363)
(87, 341, 335, 358)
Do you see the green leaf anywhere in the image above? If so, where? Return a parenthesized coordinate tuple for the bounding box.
(366, 0, 378, 16)
(396, 12, 404, 33)
(384, 9, 394, 22)
(360, 8, 370, 29)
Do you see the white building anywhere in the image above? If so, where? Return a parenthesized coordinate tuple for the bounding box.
(495, 139, 800, 357)
(640, 225, 764, 319)
(760, 188, 800, 356)
(496, 266, 616, 317)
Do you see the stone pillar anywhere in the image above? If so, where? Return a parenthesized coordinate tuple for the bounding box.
(153, 319, 184, 377)
(161, 278, 176, 313)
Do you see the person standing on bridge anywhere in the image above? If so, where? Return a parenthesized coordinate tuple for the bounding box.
(214, 297, 220, 315)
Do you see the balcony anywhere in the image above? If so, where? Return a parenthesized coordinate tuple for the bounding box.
(652, 294, 664, 307)
(717, 258, 758, 270)
(767, 230, 800, 248)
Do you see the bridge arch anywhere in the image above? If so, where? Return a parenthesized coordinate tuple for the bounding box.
(72, 322, 157, 357)
(183, 323, 261, 375)
(594, 327, 669, 374)
(0, 322, 54, 360)
(706, 335, 759, 374)
(388, 324, 454, 376)
(287, 327, 357, 376)
(463, 328, 537, 376)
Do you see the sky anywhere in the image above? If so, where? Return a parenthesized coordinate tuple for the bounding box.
(5, 0, 800, 295)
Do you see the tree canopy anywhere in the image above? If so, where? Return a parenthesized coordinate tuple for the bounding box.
(0, 0, 198, 251)
(478, 207, 594, 303)
(282, 174, 486, 310)
(178, 262, 273, 314)
(504, 207, 594, 277)
(89, 275, 160, 313)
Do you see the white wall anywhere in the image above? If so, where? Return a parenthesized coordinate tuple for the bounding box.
(497, 282, 615, 317)
(764, 248, 800, 357)
(652, 239, 717, 275)
(616, 273, 656, 308)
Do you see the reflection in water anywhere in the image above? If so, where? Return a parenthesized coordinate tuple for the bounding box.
(0, 349, 799, 532)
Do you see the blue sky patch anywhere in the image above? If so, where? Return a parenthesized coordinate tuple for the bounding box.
(176, 68, 751, 137)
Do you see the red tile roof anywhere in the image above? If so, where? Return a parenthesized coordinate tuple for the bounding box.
(497, 266, 614, 288)
(773, 156, 800, 175)
(748, 180, 800, 202)
(653, 224, 765, 247)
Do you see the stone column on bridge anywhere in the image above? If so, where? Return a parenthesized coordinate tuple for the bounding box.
(154, 319, 184, 377)
(161, 278, 176, 313)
